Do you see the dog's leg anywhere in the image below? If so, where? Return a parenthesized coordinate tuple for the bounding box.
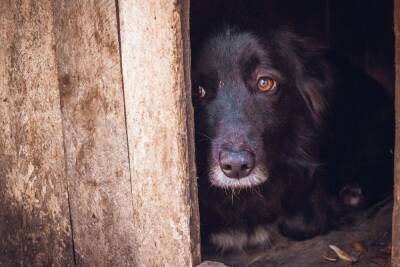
(339, 184, 365, 210)
(279, 187, 330, 241)
(247, 225, 272, 249)
(210, 230, 248, 252)
(209, 225, 272, 251)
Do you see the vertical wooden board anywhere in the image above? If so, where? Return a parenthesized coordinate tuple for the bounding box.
(53, 0, 136, 265)
(0, 0, 73, 266)
(181, 0, 202, 262)
(119, 0, 201, 266)
(393, 1, 400, 266)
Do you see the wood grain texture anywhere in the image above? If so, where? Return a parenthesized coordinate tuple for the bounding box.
(119, 0, 201, 265)
(0, 0, 74, 265)
(53, 0, 136, 265)
(393, 1, 400, 266)
(181, 0, 202, 263)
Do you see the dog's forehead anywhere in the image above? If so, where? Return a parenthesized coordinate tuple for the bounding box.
(197, 30, 266, 74)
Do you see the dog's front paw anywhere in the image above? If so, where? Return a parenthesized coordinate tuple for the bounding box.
(210, 230, 248, 252)
(248, 225, 272, 249)
(339, 184, 365, 210)
(279, 210, 328, 241)
(210, 225, 271, 251)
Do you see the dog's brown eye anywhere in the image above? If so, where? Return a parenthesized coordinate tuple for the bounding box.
(196, 85, 206, 98)
(257, 77, 276, 92)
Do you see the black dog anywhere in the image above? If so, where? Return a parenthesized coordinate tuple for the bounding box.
(192, 27, 393, 251)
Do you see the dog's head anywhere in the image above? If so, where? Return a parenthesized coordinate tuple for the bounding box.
(192, 28, 332, 189)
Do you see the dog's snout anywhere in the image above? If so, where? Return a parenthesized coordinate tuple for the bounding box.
(219, 149, 255, 178)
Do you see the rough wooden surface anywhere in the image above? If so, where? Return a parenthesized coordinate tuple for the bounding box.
(393, 1, 400, 266)
(1, 1, 200, 265)
(53, 0, 136, 265)
(181, 0, 202, 263)
(0, 0, 74, 265)
(119, 0, 201, 265)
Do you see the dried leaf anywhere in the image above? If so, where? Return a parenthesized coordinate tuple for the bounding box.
(329, 244, 358, 263)
(323, 253, 338, 262)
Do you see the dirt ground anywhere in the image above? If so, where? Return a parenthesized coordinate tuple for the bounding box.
(202, 197, 393, 267)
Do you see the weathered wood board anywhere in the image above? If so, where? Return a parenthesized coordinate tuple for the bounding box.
(181, 0, 202, 263)
(119, 0, 201, 265)
(0, 1, 74, 265)
(0, 0, 200, 265)
(53, 0, 136, 265)
(393, 1, 400, 266)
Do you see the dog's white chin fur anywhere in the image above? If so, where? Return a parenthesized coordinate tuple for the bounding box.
(209, 166, 268, 189)
(210, 226, 271, 251)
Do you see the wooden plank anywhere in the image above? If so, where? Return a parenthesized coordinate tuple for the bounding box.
(53, 0, 136, 265)
(0, 0, 74, 265)
(393, 1, 400, 266)
(119, 0, 201, 265)
(181, 0, 202, 262)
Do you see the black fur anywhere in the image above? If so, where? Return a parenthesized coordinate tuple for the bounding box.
(192, 27, 394, 247)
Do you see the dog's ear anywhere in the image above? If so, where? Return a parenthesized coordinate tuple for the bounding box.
(278, 31, 332, 127)
(297, 74, 331, 127)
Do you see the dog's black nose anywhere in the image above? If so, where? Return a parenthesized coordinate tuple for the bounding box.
(219, 150, 255, 178)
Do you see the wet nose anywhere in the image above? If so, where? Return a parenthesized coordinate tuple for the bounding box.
(219, 149, 255, 178)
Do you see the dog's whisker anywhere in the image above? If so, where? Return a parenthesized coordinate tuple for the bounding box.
(196, 132, 213, 141)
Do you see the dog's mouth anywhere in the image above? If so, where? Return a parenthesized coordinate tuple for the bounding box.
(208, 165, 268, 189)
